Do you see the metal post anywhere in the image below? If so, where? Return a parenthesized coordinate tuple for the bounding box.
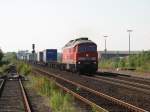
(127, 30, 132, 55)
(105, 38, 106, 53)
(129, 32, 130, 55)
(104, 36, 108, 55)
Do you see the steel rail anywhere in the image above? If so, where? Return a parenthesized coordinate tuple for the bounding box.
(33, 70, 108, 112)
(55, 80, 108, 112)
(118, 75, 150, 83)
(19, 79, 32, 112)
(0, 79, 5, 96)
(95, 75, 150, 89)
(0, 79, 5, 90)
(84, 75, 150, 95)
(34, 67, 148, 112)
(100, 71, 150, 83)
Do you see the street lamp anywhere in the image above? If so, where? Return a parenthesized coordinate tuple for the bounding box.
(127, 30, 133, 55)
(104, 35, 108, 54)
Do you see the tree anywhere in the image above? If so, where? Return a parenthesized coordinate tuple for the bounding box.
(0, 49, 3, 61)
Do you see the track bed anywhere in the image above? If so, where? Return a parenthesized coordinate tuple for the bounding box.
(0, 80, 25, 112)
(33, 66, 148, 112)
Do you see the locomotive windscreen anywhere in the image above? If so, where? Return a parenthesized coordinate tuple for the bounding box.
(78, 44, 97, 52)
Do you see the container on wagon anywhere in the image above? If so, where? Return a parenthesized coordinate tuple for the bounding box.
(37, 51, 43, 62)
(43, 49, 57, 63)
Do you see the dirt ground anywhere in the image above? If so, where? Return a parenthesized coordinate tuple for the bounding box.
(24, 82, 52, 112)
(24, 80, 90, 112)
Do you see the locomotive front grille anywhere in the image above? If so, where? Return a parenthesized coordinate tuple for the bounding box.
(76, 60, 98, 73)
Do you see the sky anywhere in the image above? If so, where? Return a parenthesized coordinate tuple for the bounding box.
(0, 0, 150, 52)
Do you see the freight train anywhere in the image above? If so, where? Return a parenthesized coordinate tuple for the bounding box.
(24, 37, 98, 74)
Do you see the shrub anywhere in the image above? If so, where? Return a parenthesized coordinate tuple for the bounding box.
(29, 75, 77, 112)
(99, 51, 150, 72)
(17, 62, 31, 76)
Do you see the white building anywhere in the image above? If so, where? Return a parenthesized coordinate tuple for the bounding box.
(17, 50, 29, 60)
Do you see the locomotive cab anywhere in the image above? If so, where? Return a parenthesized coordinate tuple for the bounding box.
(76, 43, 98, 73)
(62, 37, 98, 74)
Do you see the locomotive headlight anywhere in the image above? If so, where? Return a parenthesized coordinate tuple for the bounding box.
(78, 61, 81, 64)
(86, 54, 89, 57)
(93, 61, 97, 64)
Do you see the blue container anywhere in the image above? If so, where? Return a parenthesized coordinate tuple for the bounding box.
(43, 49, 57, 63)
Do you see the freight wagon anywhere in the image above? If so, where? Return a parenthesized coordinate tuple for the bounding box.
(37, 51, 43, 62)
(43, 49, 57, 63)
(26, 37, 98, 74)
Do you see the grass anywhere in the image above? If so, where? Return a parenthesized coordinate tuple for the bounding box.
(99, 51, 150, 73)
(17, 61, 105, 112)
(27, 74, 79, 112)
(0, 64, 9, 75)
(27, 74, 106, 112)
(16, 61, 32, 76)
(0, 63, 16, 75)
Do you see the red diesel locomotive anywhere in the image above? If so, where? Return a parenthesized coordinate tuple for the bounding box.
(61, 37, 98, 73)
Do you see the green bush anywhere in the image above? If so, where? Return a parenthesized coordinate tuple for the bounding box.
(0, 65, 9, 75)
(2, 52, 16, 65)
(29, 75, 77, 112)
(17, 62, 31, 76)
(99, 51, 150, 72)
(0, 50, 3, 62)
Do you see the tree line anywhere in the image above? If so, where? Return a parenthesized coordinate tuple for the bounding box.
(99, 51, 150, 72)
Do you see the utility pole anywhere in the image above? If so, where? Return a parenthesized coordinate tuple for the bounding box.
(127, 30, 133, 55)
(104, 35, 108, 55)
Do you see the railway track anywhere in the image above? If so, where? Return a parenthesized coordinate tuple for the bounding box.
(0, 78, 32, 112)
(116, 75, 150, 85)
(33, 69, 107, 112)
(98, 71, 150, 85)
(85, 75, 150, 95)
(33, 65, 150, 111)
(33, 67, 148, 112)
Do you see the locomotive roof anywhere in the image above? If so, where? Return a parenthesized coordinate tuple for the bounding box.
(63, 37, 96, 49)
